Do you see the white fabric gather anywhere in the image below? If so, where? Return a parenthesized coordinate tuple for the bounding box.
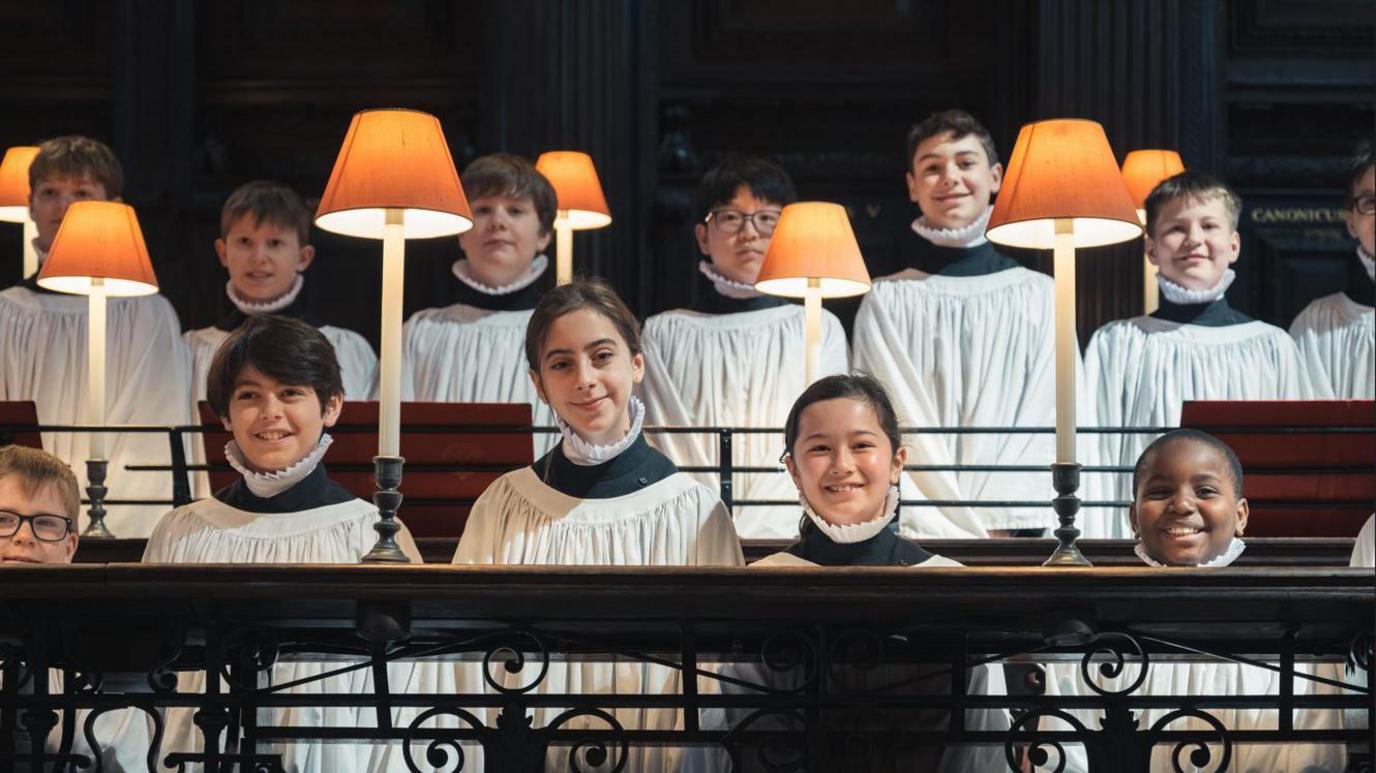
(452, 254, 548, 295)
(1157, 268, 1235, 304)
(1358, 245, 1375, 282)
(559, 395, 644, 466)
(226, 273, 304, 314)
(910, 204, 993, 248)
(1289, 291, 1374, 399)
(224, 433, 333, 498)
(801, 484, 900, 544)
(697, 259, 762, 298)
(639, 304, 849, 538)
(1132, 537, 1246, 567)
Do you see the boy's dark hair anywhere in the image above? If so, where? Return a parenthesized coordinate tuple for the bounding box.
(693, 154, 797, 220)
(1345, 139, 1375, 208)
(524, 277, 642, 372)
(207, 315, 343, 419)
(462, 153, 558, 234)
(1132, 429, 1245, 498)
(783, 373, 903, 461)
(1144, 170, 1243, 236)
(220, 180, 312, 244)
(29, 136, 124, 198)
(906, 110, 999, 171)
(0, 445, 81, 521)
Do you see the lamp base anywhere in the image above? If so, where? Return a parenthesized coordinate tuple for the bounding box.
(363, 456, 411, 564)
(1043, 462, 1092, 567)
(83, 459, 114, 538)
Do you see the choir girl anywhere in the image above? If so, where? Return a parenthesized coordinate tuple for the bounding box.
(453, 277, 744, 772)
(1037, 430, 1346, 772)
(850, 109, 1058, 538)
(1290, 140, 1374, 398)
(401, 153, 559, 451)
(0, 136, 191, 536)
(688, 374, 1008, 772)
(1084, 171, 1311, 538)
(639, 155, 847, 538)
(143, 314, 420, 773)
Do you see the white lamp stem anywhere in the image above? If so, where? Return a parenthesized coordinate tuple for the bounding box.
(1052, 219, 1076, 465)
(21, 219, 38, 279)
(1143, 254, 1159, 314)
(803, 277, 822, 386)
(379, 208, 406, 458)
(555, 212, 573, 285)
(87, 278, 107, 460)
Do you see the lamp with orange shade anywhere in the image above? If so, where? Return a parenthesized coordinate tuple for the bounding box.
(1121, 149, 1186, 314)
(37, 201, 160, 538)
(315, 108, 473, 563)
(754, 202, 871, 384)
(0, 146, 40, 279)
(535, 151, 612, 285)
(986, 119, 1142, 566)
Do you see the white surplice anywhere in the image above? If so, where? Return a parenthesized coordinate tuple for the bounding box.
(1083, 317, 1311, 538)
(1289, 291, 1374, 399)
(0, 285, 191, 536)
(142, 496, 422, 773)
(851, 267, 1064, 535)
(639, 303, 848, 538)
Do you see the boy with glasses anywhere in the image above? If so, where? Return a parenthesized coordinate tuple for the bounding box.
(639, 155, 849, 538)
(0, 444, 79, 564)
(1290, 140, 1374, 398)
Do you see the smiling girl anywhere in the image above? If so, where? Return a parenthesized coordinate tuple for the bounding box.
(453, 277, 743, 772)
(144, 315, 419, 773)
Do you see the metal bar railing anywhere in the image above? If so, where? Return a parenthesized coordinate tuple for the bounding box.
(5, 421, 1373, 513)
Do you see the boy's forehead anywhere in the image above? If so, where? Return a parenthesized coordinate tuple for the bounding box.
(1356, 165, 1375, 194)
(226, 214, 299, 238)
(1157, 192, 1231, 220)
(36, 172, 104, 191)
(912, 131, 987, 162)
(1148, 438, 1230, 474)
(470, 190, 537, 207)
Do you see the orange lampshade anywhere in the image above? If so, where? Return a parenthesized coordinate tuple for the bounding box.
(0, 146, 39, 223)
(986, 119, 1142, 249)
(1121, 149, 1185, 222)
(36, 201, 158, 296)
(535, 151, 612, 229)
(754, 202, 871, 298)
(315, 108, 473, 239)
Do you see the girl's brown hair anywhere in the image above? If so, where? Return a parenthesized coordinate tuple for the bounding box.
(524, 277, 642, 372)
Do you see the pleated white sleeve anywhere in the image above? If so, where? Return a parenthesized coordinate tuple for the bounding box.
(851, 269, 1068, 535)
(1083, 318, 1312, 538)
(639, 304, 849, 539)
(1289, 292, 1374, 399)
(0, 287, 191, 537)
(400, 304, 556, 453)
(141, 497, 421, 773)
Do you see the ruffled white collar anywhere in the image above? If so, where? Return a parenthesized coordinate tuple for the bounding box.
(452, 255, 548, 295)
(227, 274, 304, 315)
(32, 239, 48, 268)
(911, 205, 993, 248)
(802, 484, 901, 544)
(225, 433, 333, 498)
(558, 396, 645, 467)
(698, 260, 762, 299)
(1158, 268, 1236, 305)
(1358, 245, 1375, 283)
(1133, 537, 1246, 568)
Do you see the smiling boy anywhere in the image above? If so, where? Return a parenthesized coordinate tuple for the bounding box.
(1084, 171, 1311, 538)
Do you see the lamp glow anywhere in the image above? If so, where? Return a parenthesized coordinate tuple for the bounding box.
(987, 118, 1141, 566)
(0, 146, 41, 278)
(535, 151, 612, 284)
(315, 108, 472, 564)
(753, 202, 871, 384)
(1121, 150, 1185, 314)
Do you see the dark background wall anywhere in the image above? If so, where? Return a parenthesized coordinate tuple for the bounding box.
(1, 0, 1371, 348)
